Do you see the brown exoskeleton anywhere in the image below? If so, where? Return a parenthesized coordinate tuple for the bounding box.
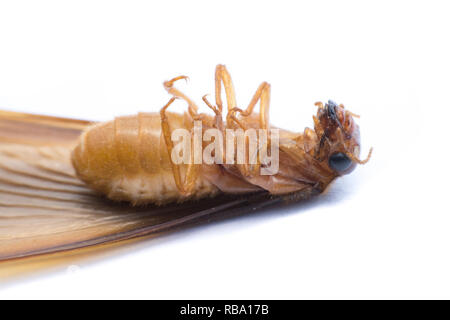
(71, 65, 372, 205)
(0, 65, 373, 260)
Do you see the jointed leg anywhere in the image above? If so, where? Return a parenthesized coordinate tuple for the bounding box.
(229, 81, 271, 131)
(164, 76, 200, 119)
(160, 98, 198, 195)
(227, 81, 272, 177)
(202, 94, 224, 131)
(215, 65, 237, 115)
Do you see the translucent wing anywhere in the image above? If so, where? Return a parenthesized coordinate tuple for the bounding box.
(0, 110, 278, 261)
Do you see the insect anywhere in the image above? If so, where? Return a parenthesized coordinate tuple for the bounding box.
(0, 65, 371, 261)
(72, 65, 372, 205)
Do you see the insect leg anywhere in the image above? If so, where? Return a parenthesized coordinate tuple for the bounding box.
(202, 94, 224, 131)
(214, 65, 270, 128)
(215, 65, 238, 119)
(236, 81, 271, 131)
(227, 82, 271, 177)
(160, 98, 198, 196)
(163, 76, 200, 119)
(212, 64, 253, 176)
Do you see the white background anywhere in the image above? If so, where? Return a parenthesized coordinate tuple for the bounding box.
(0, 0, 449, 299)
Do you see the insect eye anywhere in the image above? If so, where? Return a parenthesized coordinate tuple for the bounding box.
(328, 152, 352, 172)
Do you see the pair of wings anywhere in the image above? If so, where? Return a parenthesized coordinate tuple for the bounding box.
(0, 110, 280, 261)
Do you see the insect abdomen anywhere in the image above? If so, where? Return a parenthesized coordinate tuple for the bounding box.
(71, 112, 218, 205)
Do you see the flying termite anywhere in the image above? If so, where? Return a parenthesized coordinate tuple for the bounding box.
(0, 65, 371, 260)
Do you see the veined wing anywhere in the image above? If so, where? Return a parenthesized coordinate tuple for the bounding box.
(0, 110, 278, 261)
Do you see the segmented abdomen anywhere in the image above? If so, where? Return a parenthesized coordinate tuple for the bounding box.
(71, 112, 218, 205)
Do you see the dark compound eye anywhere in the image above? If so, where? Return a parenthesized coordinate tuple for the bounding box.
(328, 152, 352, 172)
